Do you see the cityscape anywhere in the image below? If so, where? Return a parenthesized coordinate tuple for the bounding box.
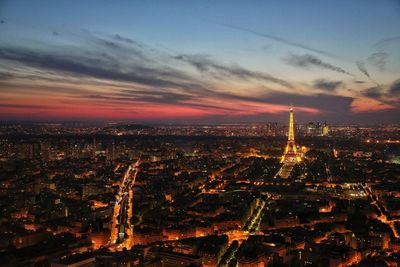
(1, 111, 400, 266)
(1, 1, 400, 267)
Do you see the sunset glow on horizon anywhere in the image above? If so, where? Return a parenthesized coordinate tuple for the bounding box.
(0, 0, 399, 123)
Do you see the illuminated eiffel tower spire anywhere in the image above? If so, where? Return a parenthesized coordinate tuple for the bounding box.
(288, 105, 295, 142)
(281, 106, 301, 163)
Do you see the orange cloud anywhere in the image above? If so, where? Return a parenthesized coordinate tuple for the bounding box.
(351, 98, 395, 113)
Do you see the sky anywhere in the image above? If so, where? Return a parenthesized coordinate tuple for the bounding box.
(0, 0, 400, 124)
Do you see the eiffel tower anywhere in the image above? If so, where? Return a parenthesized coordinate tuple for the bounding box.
(281, 106, 301, 163)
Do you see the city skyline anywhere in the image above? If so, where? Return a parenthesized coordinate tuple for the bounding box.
(1, 0, 400, 123)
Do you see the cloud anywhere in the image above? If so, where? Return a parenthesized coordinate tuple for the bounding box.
(313, 79, 343, 91)
(388, 79, 400, 96)
(351, 97, 396, 113)
(0, 30, 296, 101)
(113, 34, 146, 49)
(85, 33, 151, 63)
(285, 53, 352, 75)
(0, 33, 298, 116)
(373, 36, 400, 48)
(114, 34, 135, 44)
(0, 103, 53, 109)
(362, 86, 383, 99)
(367, 52, 388, 71)
(174, 54, 293, 88)
(84, 91, 240, 113)
(84, 91, 192, 106)
(0, 31, 379, 121)
(356, 61, 370, 78)
(258, 92, 354, 113)
(356, 61, 386, 91)
(359, 79, 400, 109)
(193, 89, 353, 114)
(221, 23, 336, 58)
(81, 81, 351, 116)
(0, 46, 199, 91)
(0, 72, 14, 80)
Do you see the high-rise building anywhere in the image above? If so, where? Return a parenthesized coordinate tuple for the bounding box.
(307, 121, 329, 136)
(322, 122, 329, 136)
(307, 122, 316, 135)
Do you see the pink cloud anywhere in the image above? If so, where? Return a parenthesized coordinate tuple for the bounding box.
(350, 98, 395, 113)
